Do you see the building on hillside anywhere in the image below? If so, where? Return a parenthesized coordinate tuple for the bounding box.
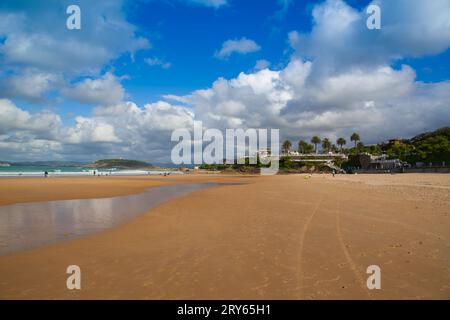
(382, 138, 409, 147)
(348, 153, 407, 171)
(368, 158, 405, 170)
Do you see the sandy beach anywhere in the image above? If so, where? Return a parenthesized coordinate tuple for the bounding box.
(0, 173, 449, 299)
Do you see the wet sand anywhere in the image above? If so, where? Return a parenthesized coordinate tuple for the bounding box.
(0, 183, 221, 256)
(0, 174, 449, 299)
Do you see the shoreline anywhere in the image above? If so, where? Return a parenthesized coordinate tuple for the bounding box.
(1, 169, 448, 179)
(0, 173, 449, 299)
(0, 170, 184, 178)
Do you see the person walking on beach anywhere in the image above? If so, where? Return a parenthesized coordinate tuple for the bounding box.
(44, 171, 48, 178)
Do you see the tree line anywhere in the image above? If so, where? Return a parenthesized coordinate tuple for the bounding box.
(281, 127, 450, 164)
(282, 132, 362, 154)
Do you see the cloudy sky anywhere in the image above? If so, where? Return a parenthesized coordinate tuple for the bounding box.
(1, 0, 450, 164)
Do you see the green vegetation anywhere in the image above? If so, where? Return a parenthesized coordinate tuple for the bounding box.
(322, 138, 331, 153)
(336, 138, 346, 152)
(342, 127, 450, 165)
(92, 159, 151, 168)
(298, 140, 314, 154)
(350, 132, 360, 148)
(199, 155, 330, 174)
(406, 127, 450, 163)
(311, 136, 321, 153)
(198, 127, 449, 174)
(385, 127, 450, 164)
(198, 163, 228, 171)
(282, 140, 292, 153)
(356, 142, 364, 152)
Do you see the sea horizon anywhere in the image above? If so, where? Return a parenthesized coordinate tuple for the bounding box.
(0, 165, 182, 177)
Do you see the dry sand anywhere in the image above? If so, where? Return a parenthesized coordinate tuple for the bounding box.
(0, 173, 449, 299)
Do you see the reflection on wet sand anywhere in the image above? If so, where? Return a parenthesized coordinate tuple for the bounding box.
(0, 183, 217, 256)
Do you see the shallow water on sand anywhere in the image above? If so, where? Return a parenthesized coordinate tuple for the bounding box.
(0, 183, 217, 256)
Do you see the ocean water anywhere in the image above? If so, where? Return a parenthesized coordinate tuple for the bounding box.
(0, 165, 181, 177)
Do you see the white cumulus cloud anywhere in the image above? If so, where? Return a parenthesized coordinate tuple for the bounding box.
(215, 37, 261, 59)
(61, 73, 126, 106)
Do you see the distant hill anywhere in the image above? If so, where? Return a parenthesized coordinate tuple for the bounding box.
(86, 159, 151, 169)
(411, 127, 450, 143)
(361, 127, 450, 164)
(407, 127, 450, 163)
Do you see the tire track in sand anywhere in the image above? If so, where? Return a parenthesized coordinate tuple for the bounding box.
(296, 199, 322, 299)
(335, 201, 372, 298)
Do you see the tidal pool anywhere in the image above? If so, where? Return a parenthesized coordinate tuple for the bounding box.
(0, 183, 218, 256)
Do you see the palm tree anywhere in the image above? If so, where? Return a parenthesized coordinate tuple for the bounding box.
(331, 144, 338, 153)
(298, 140, 309, 154)
(350, 132, 360, 149)
(322, 138, 331, 153)
(357, 142, 365, 152)
(336, 138, 346, 152)
(311, 136, 321, 154)
(282, 140, 292, 154)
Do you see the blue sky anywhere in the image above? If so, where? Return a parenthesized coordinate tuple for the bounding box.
(114, 0, 317, 103)
(1, 0, 450, 163)
(118, 0, 376, 102)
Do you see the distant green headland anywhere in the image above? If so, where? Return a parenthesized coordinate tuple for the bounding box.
(84, 159, 152, 169)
